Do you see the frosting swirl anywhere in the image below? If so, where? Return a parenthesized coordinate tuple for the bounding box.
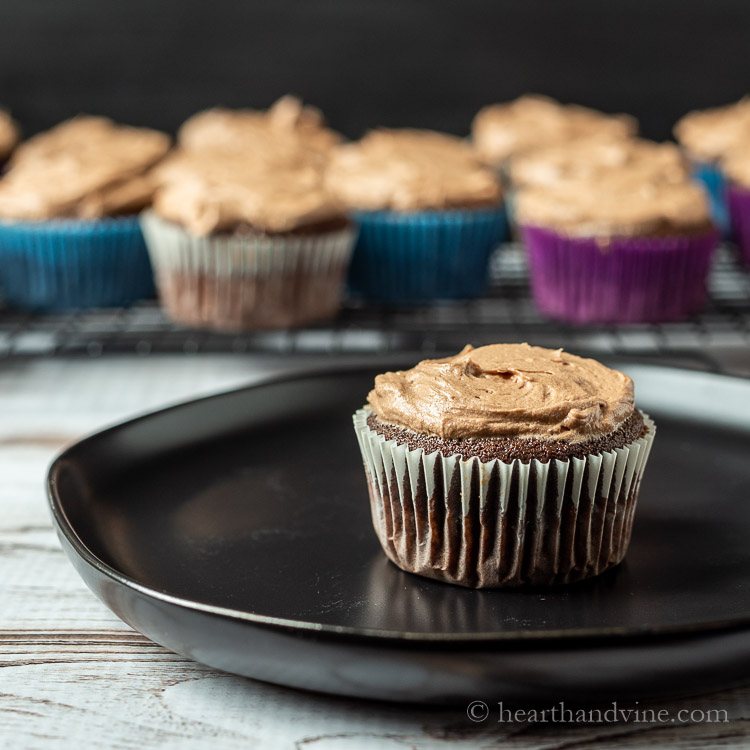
(509, 137, 688, 189)
(471, 94, 637, 166)
(516, 174, 712, 237)
(368, 343, 635, 441)
(151, 149, 346, 235)
(325, 128, 502, 211)
(674, 98, 750, 163)
(0, 110, 20, 160)
(0, 116, 171, 220)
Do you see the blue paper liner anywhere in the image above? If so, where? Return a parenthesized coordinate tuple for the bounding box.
(0, 216, 155, 311)
(692, 160, 730, 237)
(347, 206, 507, 304)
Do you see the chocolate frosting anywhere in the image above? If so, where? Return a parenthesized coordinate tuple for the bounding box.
(367, 343, 635, 441)
(178, 95, 340, 163)
(325, 128, 502, 211)
(0, 110, 20, 160)
(0, 116, 170, 220)
(516, 173, 712, 237)
(472, 94, 637, 166)
(151, 149, 346, 235)
(509, 137, 688, 189)
(674, 97, 750, 163)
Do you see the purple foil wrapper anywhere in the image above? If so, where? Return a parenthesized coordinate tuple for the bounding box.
(728, 184, 750, 268)
(521, 225, 718, 324)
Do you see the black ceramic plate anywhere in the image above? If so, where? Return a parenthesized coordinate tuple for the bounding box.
(48, 362, 750, 705)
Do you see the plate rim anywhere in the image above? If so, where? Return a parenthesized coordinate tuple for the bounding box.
(47, 360, 750, 646)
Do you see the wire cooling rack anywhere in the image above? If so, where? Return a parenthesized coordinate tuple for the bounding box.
(1, 243, 749, 374)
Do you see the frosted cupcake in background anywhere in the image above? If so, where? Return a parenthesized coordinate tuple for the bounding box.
(0, 110, 20, 170)
(353, 343, 656, 588)
(142, 146, 355, 331)
(509, 136, 689, 191)
(0, 116, 170, 311)
(471, 95, 637, 230)
(674, 98, 750, 235)
(471, 94, 638, 171)
(325, 128, 506, 304)
(516, 171, 718, 324)
(722, 147, 750, 267)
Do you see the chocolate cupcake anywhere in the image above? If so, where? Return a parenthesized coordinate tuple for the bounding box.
(471, 95, 637, 170)
(142, 147, 355, 331)
(674, 99, 750, 235)
(0, 116, 170, 310)
(471, 96, 636, 233)
(517, 172, 719, 323)
(353, 344, 656, 588)
(326, 129, 507, 303)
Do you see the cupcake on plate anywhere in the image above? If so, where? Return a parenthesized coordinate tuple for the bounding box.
(517, 172, 718, 324)
(471, 94, 638, 171)
(177, 95, 341, 162)
(326, 128, 507, 304)
(353, 343, 656, 588)
(722, 147, 750, 267)
(509, 136, 688, 191)
(674, 98, 750, 235)
(142, 146, 356, 331)
(0, 109, 20, 170)
(0, 116, 170, 310)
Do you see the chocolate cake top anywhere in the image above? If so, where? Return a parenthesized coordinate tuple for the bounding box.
(367, 343, 635, 442)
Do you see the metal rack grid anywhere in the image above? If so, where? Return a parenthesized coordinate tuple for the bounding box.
(1, 243, 749, 373)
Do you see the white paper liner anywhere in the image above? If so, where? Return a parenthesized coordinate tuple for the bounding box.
(353, 408, 656, 588)
(140, 211, 356, 330)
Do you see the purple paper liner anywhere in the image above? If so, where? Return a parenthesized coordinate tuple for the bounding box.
(728, 184, 750, 268)
(521, 225, 719, 324)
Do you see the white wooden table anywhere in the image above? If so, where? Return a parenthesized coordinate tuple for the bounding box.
(1, 354, 749, 749)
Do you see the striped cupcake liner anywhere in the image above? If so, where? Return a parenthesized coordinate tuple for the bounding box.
(353, 408, 656, 588)
(521, 225, 718, 324)
(347, 206, 507, 304)
(141, 211, 356, 331)
(0, 216, 155, 311)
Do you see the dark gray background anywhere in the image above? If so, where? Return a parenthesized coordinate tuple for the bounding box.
(1, 0, 747, 141)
